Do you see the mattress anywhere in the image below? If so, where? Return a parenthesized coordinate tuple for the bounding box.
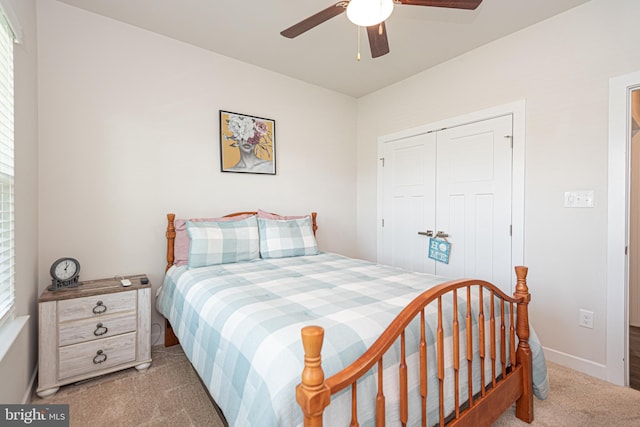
(156, 252, 548, 426)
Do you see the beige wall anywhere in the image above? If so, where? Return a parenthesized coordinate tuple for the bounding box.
(36, 0, 358, 344)
(0, 0, 39, 403)
(355, 0, 640, 378)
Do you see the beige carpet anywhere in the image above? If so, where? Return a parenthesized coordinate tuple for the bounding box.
(494, 361, 640, 427)
(31, 345, 225, 427)
(32, 345, 640, 426)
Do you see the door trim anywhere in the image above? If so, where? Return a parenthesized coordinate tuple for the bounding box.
(607, 70, 640, 386)
(377, 100, 526, 289)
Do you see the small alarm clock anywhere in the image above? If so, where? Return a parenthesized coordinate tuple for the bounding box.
(49, 257, 81, 290)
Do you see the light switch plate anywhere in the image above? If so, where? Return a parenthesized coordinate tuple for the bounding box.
(564, 190, 594, 208)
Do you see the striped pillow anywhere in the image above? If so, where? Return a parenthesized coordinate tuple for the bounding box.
(257, 216, 319, 258)
(187, 216, 259, 268)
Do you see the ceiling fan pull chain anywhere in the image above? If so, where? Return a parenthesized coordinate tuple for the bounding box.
(357, 26, 361, 61)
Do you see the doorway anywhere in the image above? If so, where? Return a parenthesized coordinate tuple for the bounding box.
(629, 88, 640, 390)
(607, 70, 640, 386)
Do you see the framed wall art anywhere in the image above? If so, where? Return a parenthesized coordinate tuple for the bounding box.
(219, 110, 276, 175)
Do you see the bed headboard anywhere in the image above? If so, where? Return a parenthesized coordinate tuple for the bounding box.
(165, 211, 318, 271)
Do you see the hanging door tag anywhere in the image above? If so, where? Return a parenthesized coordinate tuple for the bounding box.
(428, 238, 451, 264)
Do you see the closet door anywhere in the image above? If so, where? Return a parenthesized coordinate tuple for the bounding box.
(379, 132, 436, 274)
(434, 115, 513, 292)
(379, 115, 514, 293)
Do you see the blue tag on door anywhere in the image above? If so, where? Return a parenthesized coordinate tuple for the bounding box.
(428, 238, 451, 264)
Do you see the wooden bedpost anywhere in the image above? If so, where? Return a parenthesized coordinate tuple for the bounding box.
(311, 212, 318, 236)
(164, 213, 180, 347)
(513, 266, 534, 423)
(296, 326, 330, 427)
(166, 213, 176, 272)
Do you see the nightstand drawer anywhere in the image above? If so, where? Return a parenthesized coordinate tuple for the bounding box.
(58, 312, 137, 347)
(58, 332, 136, 380)
(58, 290, 136, 322)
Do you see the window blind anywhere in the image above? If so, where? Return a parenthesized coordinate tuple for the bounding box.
(0, 8, 14, 328)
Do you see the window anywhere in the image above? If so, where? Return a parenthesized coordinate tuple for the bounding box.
(0, 5, 14, 328)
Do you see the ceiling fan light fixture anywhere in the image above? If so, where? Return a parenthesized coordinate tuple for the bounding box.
(346, 0, 394, 27)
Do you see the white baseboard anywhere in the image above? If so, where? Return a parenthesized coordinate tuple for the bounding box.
(23, 363, 38, 404)
(543, 346, 607, 381)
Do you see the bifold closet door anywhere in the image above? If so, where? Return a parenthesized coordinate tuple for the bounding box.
(379, 115, 513, 294)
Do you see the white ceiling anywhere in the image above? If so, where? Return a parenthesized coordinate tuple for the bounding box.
(55, 0, 592, 98)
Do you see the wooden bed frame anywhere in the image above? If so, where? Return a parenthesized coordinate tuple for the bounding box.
(162, 212, 533, 426)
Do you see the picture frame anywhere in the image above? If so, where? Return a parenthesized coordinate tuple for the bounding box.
(219, 110, 276, 175)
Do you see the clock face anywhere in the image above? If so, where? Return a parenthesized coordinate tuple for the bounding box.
(52, 258, 79, 281)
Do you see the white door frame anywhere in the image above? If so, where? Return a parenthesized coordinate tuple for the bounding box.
(377, 100, 526, 287)
(607, 70, 640, 386)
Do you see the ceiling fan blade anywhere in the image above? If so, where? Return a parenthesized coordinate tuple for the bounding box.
(396, 0, 482, 10)
(367, 22, 390, 58)
(281, 2, 347, 38)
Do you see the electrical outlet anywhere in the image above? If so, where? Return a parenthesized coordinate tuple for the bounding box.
(579, 309, 594, 329)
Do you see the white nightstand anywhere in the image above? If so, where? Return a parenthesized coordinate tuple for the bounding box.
(37, 274, 152, 398)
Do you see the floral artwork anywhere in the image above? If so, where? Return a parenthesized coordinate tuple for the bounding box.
(220, 110, 276, 174)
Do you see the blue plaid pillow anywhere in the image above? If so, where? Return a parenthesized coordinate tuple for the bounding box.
(257, 216, 319, 258)
(187, 216, 260, 268)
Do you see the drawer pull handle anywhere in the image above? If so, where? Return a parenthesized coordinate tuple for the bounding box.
(94, 323, 108, 336)
(92, 301, 107, 314)
(93, 350, 107, 364)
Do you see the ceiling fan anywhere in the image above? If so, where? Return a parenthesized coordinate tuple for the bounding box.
(281, 0, 482, 59)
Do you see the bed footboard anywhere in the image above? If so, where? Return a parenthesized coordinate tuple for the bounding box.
(297, 266, 533, 426)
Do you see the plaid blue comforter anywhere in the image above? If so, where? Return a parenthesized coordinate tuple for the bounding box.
(157, 252, 548, 426)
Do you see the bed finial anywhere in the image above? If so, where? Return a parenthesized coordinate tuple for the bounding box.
(296, 326, 330, 427)
(166, 213, 176, 272)
(311, 212, 318, 236)
(514, 266, 529, 297)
